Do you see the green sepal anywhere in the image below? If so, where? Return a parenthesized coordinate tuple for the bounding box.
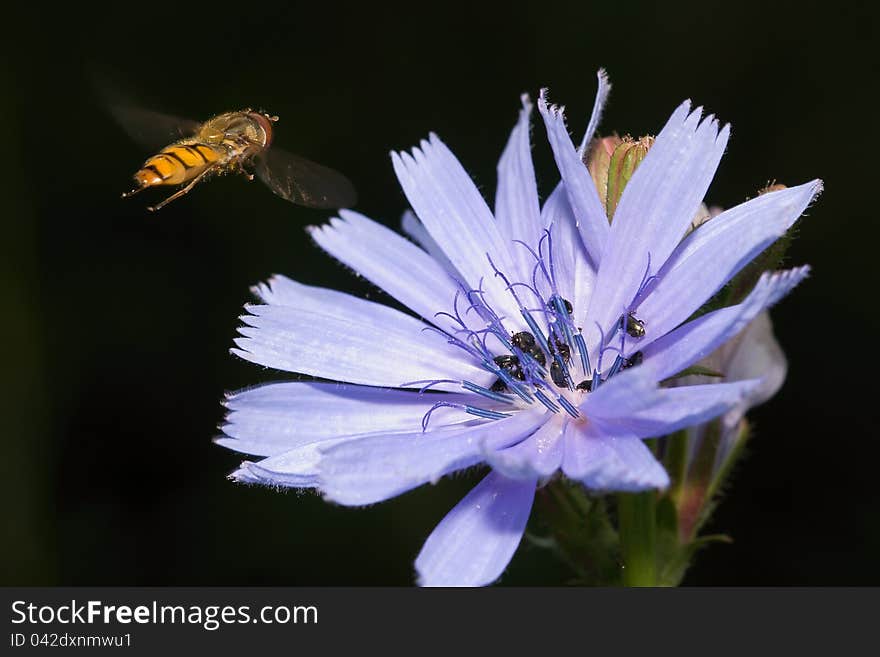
(530, 478, 621, 585)
(606, 137, 653, 220)
(657, 531, 733, 587)
(585, 136, 619, 218)
(661, 365, 724, 385)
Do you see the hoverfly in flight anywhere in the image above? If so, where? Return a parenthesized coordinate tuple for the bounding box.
(115, 105, 357, 211)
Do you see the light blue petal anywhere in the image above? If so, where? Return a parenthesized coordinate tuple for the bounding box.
(640, 266, 810, 381)
(483, 417, 564, 479)
(233, 284, 491, 389)
(584, 103, 729, 354)
(400, 210, 458, 277)
(415, 471, 536, 587)
(496, 95, 543, 283)
(590, 380, 762, 438)
(391, 135, 525, 328)
(317, 410, 545, 506)
(219, 382, 507, 457)
(229, 436, 353, 488)
(540, 183, 597, 331)
(309, 210, 474, 335)
(538, 90, 610, 265)
(562, 424, 669, 491)
(634, 181, 821, 343)
(577, 69, 612, 153)
(714, 312, 787, 464)
(580, 366, 665, 418)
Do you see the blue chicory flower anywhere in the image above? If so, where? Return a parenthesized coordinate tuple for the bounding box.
(218, 71, 821, 586)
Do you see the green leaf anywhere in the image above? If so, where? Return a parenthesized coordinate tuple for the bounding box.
(531, 479, 621, 585)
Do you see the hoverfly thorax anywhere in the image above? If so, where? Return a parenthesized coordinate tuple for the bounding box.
(199, 110, 277, 156)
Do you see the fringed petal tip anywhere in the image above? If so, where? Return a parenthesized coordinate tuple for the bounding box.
(229, 346, 252, 361)
(227, 462, 261, 484)
(537, 89, 566, 121)
(807, 178, 824, 203)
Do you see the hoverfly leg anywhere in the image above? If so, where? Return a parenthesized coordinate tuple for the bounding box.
(148, 167, 216, 212)
(239, 160, 256, 182)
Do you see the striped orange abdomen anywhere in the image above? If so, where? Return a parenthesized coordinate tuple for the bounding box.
(133, 143, 222, 187)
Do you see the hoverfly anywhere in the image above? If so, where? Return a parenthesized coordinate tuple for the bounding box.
(114, 104, 357, 211)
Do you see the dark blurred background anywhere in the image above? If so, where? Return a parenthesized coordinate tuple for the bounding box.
(2, 0, 876, 585)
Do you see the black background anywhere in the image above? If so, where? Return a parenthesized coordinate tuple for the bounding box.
(2, 0, 876, 585)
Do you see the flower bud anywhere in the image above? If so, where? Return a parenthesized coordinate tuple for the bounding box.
(758, 181, 788, 195)
(585, 135, 654, 220)
(585, 136, 621, 216)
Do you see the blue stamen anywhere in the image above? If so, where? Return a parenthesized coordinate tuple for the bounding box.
(421, 402, 510, 432)
(574, 332, 591, 375)
(595, 321, 610, 371)
(531, 261, 548, 303)
(521, 309, 551, 355)
(420, 325, 477, 356)
(513, 237, 554, 294)
(550, 294, 578, 357)
(629, 252, 661, 310)
(513, 347, 547, 378)
(606, 354, 625, 379)
(508, 280, 544, 303)
(461, 380, 515, 404)
(557, 395, 580, 418)
(433, 310, 464, 328)
(591, 368, 602, 391)
(487, 254, 536, 313)
(464, 405, 511, 421)
(400, 378, 461, 393)
(551, 351, 574, 389)
(489, 365, 534, 403)
(533, 388, 560, 413)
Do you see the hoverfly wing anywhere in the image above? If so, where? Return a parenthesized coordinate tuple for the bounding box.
(108, 104, 202, 151)
(256, 147, 357, 209)
(92, 69, 202, 150)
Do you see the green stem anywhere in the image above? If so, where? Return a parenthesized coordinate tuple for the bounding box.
(617, 491, 657, 586)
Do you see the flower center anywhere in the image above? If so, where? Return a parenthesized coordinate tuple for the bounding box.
(413, 230, 650, 431)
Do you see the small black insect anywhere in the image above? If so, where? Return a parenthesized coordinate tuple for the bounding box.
(512, 331, 546, 367)
(494, 354, 524, 379)
(549, 361, 567, 387)
(553, 340, 571, 363)
(512, 331, 535, 351)
(548, 338, 573, 388)
(576, 378, 593, 392)
(490, 353, 526, 392)
(625, 312, 646, 339)
(622, 351, 643, 370)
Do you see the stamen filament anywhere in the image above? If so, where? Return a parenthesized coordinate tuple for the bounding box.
(574, 332, 591, 375)
(557, 395, 580, 418)
(462, 380, 515, 404)
(533, 388, 560, 413)
(400, 378, 460, 393)
(421, 401, 510, 432)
